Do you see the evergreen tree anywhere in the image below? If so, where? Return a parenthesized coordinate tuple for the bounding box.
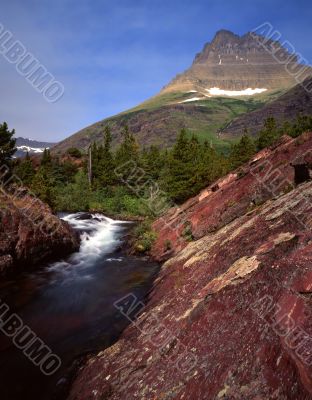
(31, 167, 56, 207)
(0, 122, 16, 171)
(14, 152, 35, 186)
(141, 145, 163, 181)
(289, 115, 312, 138)
(66, 147, 82, 158)
(256, 117, 280, 150)
(162, 130, 201, 202)
(97, 126, 115, 187)
(49, 157, 78, 185)
(229, 132, 256, 169)
(196, 142, 229, 188)
(281, 120, 292, 136)
(115, 126, 139, 166)
(41, 148, 52, 167)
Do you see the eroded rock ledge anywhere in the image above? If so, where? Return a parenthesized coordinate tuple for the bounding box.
(0, 187, 80, 276)
(69, 133, 312, 399)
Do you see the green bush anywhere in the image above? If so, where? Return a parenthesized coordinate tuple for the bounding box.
(66, 147, 83, 158)
(133, 220, 158, 253)
(54, 170, 91, 211)
(181, 221, 194, 241)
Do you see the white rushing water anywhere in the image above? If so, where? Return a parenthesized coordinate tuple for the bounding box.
(47, 213, 131, 280)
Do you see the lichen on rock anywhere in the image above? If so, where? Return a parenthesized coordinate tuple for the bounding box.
(69, 133, 312, 400)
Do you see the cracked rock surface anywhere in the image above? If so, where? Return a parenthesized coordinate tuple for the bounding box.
(69, 133, 312, 400)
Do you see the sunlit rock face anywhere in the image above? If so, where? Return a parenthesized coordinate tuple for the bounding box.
(69, 133, 312, 399)
(162, 29, 312, 94)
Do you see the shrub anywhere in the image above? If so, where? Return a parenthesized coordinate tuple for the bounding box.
(66, 147, 83, 158)
(133, 220, 158, 253)
(181, 221, 194, 241)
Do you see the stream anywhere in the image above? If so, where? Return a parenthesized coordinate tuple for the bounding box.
(0, 212, 159, 400)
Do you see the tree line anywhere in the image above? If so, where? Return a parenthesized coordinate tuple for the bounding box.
(0, 113, 311, 217)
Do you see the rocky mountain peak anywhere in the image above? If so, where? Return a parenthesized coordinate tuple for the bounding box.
(193, 30, 292, 66)
(211, 29, 240, 45)
(162, 29, 311, 93)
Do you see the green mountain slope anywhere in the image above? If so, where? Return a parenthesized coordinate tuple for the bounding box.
(54, 95, 268, 154)
(221, 77, 312, 139)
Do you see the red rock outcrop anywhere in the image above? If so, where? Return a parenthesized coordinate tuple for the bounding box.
(152, 133, 312, 261)
(0, 186, 79, 276)
(69, 133, 312, 399)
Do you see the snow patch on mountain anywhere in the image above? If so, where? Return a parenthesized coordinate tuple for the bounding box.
(14, 137, 57, 157)
(17, 145, 47, 154)
(206, 87, 267, 96)
(179, 97, 205, 103)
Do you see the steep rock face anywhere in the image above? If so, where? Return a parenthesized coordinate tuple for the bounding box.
(0, 187, 80, 276)
(162, 30, 312, 93)
(69, 132, 312, 399)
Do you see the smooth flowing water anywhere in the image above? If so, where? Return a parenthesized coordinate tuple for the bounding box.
(0, 213, 159, 400)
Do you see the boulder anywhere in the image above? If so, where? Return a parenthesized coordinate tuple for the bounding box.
(0, 186, 80, 276)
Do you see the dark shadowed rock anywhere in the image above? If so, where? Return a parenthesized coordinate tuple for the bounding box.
(0, 187, 80, 276)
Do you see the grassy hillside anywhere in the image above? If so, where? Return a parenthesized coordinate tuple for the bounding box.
(53, 93, 272, 154)
(221, 78, 312, 139)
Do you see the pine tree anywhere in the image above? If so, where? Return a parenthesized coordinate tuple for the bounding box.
(290, 115, 312, 138)
(96, 126, 115, 187)
(162, 130, 200, 202)
(92, 142, 99, 178)
(256, 117, 280, 150)
(115, 126, 139, 166)
(14, 152, 35, 186)
(31, 167, 56, 207)
(196, 141, 228, 189)
(141, 145, 163, 181)
(0, 122, 16, 171)
(41, 148, 52, 167)
(229, 132, 256, 169)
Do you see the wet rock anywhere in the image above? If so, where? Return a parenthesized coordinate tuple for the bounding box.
(0, 188, 80, 276)
(75, 212, 94, 220)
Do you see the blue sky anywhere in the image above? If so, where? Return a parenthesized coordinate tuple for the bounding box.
(0, 0, 311, 142)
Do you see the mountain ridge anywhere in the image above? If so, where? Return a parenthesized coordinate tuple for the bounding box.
(15, 137, 56, 158)
(53, 29, 312, 153)
(161, 29, 309, 94)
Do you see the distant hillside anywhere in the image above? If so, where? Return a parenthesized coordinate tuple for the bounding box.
(53, 29, 312, 154)
(53, 96, 268, 153)
(15, 137, 56, 158)
(220, 78, 312, 139)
